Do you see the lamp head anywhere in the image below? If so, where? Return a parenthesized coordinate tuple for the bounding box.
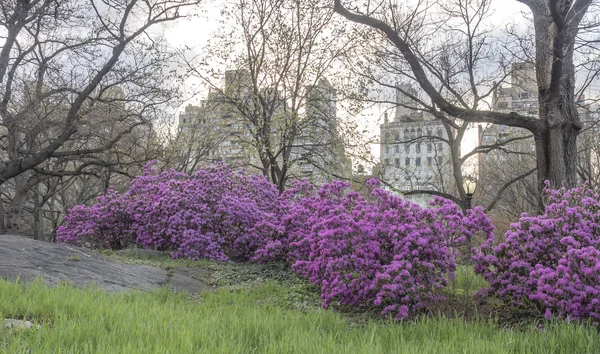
(462, 176, 477, 196)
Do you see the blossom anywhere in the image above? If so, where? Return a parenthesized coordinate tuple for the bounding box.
(474, 183, 600, 324)
(256, 179, 493, 319)
(58, 162, 282, 262)
(58, 165, 494, 320)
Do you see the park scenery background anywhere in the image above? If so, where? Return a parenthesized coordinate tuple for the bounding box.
(2, 163, 600, 352)
(2, 0, 600, 352)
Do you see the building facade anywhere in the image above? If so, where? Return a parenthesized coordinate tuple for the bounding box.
(177, 70, 350, 186)
(290, 78, 351, 185)
(482, 62, 538, 145)
(379, 84, 452, 205)
(477, 62, 540, 214)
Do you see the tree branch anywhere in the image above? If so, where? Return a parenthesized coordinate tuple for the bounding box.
(333, 0, 544, 133)
(484, 167, 537, 212)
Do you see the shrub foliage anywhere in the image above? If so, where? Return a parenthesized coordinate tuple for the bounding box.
(255, 179, 493, 319)
(58, 163, 282, 261)
(58, 164, 496, 319)
(474, 182, 600, 323)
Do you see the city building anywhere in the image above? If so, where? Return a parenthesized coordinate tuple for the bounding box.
(478, 62, 544, 214)
(492, 62, 538, 115)
(177, 70, 350, 185)
(290, 78, 351, 185)
(177, 70, 256, 171)
(379, 84, 452, 205)
(482, 62, 538, 146)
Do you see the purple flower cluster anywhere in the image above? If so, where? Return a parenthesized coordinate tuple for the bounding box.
(57, 163, 282, 262)
(474, 182, 600, 323)
(255, 179, 494, 319)
(58, 165, 494, 319)
(57, 189, 136, 250)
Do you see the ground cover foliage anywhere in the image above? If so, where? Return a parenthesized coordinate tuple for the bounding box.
(57, 164, 600, 324)
(1, 277, 600, 354)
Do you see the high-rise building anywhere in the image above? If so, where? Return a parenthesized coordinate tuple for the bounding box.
(479, 62, 541, 213)
(177, 74, 254, 170)
(290, 78, 351, 184)
(483, 62, 538, 146)
(379, 84, 451, 205)
(176, 72, 350, 185)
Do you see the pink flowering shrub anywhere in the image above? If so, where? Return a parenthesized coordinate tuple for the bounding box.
(57, 189, 135, 249)
(58, 163, 496, 320)
(256, 179, 494, 319)
(57, 163, 282, 261)
(474, 183, 600, 323)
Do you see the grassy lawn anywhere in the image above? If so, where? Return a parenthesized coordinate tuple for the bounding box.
(1, 256, 599, 353)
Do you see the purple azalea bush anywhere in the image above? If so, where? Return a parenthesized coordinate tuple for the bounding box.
(255, 179, 494, 319)
(57, 163, 282, 261)
(474, 182, 600, 323)
(58, 163, 497, 319)
(57, 189, 135, 250)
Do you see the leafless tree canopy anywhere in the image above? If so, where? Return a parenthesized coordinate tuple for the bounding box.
(333, 0, 597, 210)
(181, 0, 362, 191)
(0, 0, 199, 235)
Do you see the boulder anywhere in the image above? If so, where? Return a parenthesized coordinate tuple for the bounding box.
(0, 234, 214, 294)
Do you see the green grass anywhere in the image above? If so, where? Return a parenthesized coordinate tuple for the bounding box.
(100, 249, 304, 288)
(449, 265, 490, 296)
(1, 277, 599, 354)
(98, 249, 212, 270)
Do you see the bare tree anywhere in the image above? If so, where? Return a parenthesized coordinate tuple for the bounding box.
(334, 0, 596, 204)
(0, 0, 200, 234)
(183, 0, 361, 191)
(343, 0, 539, 211)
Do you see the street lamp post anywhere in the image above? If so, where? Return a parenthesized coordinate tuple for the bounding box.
(462, 176, 478, 260)
(462, 176, 477, 210)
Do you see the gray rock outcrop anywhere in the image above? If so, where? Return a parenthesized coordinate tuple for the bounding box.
(0, 234, 213, 294)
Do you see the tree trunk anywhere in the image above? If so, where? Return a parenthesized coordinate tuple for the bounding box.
(0, 192, 5, 234)
(33, 185, 42, 240)
(6, 177, 28, 234)
(531, 1, 582, 193)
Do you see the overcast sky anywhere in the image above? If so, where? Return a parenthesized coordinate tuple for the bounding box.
(159, 0, 534, 167)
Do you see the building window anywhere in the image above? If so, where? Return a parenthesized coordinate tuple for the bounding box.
(438, 142, 443, 151)
(417, 128, 422, 137)
(411, 128, 416, 139)
(519, 92, 530, 99)
(404, 129, 409, 140)
(427, 128, 432, 136)
(437, 156, 443, 165)
(416, 157, 421, 166)
(437, 128, 443, 137)
(384, 158, 390, 166)
(395, 145, 400, 153)
(405, 144, 410, 154)
(395, 158, 400, 168)
(416, 143, 421, 153)
(385, 146, 389, 155)
(497, 102, 508, 109)
(427, 157, 433, 166)
(405, 158, 410, 166)
(427, 143, 432, 153)
(394, 132, 400, 141)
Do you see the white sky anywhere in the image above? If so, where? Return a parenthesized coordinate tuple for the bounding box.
(160, 0, 533, 169)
